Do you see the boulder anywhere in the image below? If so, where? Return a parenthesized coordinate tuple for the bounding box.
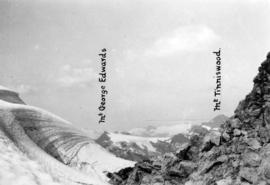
(216, 177, 232, 185)
(204, 131, 221, 146)
(242, 152, 261, 167)
(246, 138, 261, 150)
(239, 167, 258, 184)
(222, 132, 230, 141)
(178, 161, 197, 175)
(233, 129, 242, 137)
(175, 143, 191, 160)
(230, 118, 242, 128)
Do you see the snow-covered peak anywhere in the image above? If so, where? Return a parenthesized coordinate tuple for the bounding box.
(108, 132, 169, 152)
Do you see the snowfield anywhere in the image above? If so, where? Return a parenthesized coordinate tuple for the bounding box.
(0, 129, 63, 185)
(129, 123, 194, 137)
(108, 132, 170, 152)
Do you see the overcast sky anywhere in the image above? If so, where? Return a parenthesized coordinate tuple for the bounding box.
(0, 0, 270, 132)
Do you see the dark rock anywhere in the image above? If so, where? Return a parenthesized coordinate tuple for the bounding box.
(137, 163, 153, 173)
(201, 131, 221, 152)
(239, 167, 258, 184)
(205, 131, 221, 146)
(167, 169, 183, 178)
(233, 129, 242, 137)
(246, 138, 261, 150)
(175, 143, 191, 160)
(221, 132, 230, 142)
(230, 118, 242, 129)
(200, 160, 223, 174)
(242, 152, 261, 167)
(178, 161, 197, 175)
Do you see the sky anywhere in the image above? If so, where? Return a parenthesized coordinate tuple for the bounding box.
(0, 0, 270, 132)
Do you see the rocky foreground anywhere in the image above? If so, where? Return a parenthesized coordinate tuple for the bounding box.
(108, 52, 270, 185)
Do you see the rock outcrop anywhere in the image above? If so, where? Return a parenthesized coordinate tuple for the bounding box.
(108, 52, 270, 185)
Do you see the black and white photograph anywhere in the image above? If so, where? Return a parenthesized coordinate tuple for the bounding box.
(0, 0, 270, 185)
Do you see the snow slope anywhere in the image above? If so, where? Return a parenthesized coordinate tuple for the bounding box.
(0, 86, 134, 185)
(0, 128, 64, 185)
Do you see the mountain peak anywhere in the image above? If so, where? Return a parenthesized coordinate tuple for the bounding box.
(211, 114, 228, 123)
(109, 52, 270, 185)
(234, 52, 270, 128)
(0, 85, 25, 104)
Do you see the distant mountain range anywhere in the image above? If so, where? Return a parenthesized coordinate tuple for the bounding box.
(95, 115, 228, 162)
(202, 114, 228, 128)
(128, 122, 193, 137)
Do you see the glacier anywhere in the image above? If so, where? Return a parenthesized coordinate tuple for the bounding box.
(0, 86, 134, 185)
